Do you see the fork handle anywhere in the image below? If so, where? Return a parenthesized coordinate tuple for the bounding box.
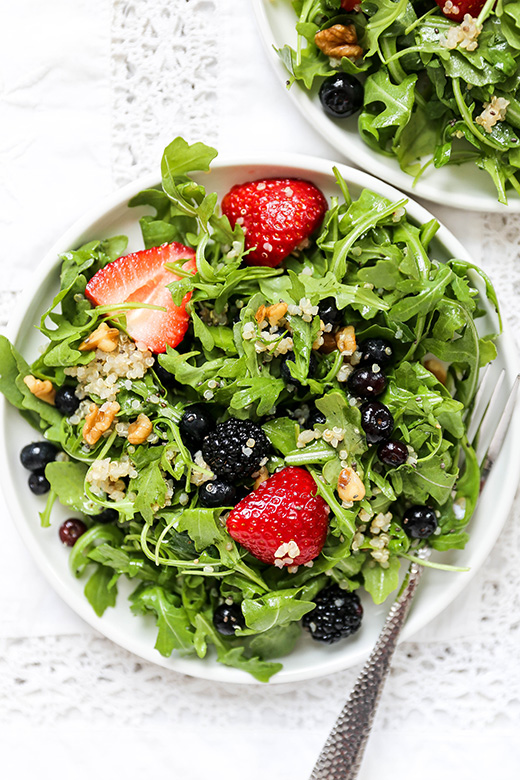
(309, 555, 428, 780)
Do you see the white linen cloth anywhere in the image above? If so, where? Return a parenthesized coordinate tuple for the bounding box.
(0, 1, 519, 777)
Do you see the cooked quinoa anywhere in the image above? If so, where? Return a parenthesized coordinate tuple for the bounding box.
(442, 13, 482, 53)
(64, 334, 154, 403)
(476, 96, 510, 133)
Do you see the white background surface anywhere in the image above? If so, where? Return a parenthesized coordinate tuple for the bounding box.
(1, 1, 520, 778)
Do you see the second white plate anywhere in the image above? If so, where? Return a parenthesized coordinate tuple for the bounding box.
(253, 0, 520, 213)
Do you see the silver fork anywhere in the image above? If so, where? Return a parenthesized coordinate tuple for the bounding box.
(309, 368, 520, 780)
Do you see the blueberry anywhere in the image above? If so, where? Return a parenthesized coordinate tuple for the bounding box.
(360, 401, 394, 444)
(55, 386, 80, 415)
(59, 518, 87, 547)
(307, 407, 326, 428)
(402, 506, 438, 539)
(347, 368, 387, 399)
(93, 507, 119, 524)
(199, 480, 236, 508)
(280, 351, 317, 389)
(153, 357, 176, 389)
(28, 470, 51, 495)
(180, 405, 214, 448)
(358, 338, 393, 367)
(20, 441, 58, 472)
(318, 297, 342, 327)
(319, 73, 364, 118)
(378, 440, 408, 467)
(213, 603, 245, 636)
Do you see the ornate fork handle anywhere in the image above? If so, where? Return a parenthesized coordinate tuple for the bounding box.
(309, 548, 431, 780)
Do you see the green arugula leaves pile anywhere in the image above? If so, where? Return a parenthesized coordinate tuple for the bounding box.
(0, 137, 499, 680)
(280, 0, 520, 203)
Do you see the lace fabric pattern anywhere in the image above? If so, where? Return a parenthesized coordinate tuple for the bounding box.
(111, 0, 219, 187)
(1, 0, 520, 769)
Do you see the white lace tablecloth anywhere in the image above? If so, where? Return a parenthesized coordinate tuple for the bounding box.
(1, 1, 520, 777)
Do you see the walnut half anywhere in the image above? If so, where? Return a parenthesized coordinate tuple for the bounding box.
(82, 402, 120, 445)
(315, 24, 363, 60)
(127, 414, 153, 445)
(79, 322, 120, 353)
(23, 375, 56, 405)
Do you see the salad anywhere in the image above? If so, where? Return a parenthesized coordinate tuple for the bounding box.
(0, 137, 500, 681)
(278, 0, 520, 204)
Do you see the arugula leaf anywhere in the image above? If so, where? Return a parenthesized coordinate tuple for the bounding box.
(193, 614, 282, 682)
(362, 556, 400, 604)
(161, 137, 218, 180)
(176, 508, 228, 551)
(45, 461, 96, 515)
(130, 461, 169, 524)
(131, 584, 195, 656)
(241, 590, 315, 632)
(84, 564, 118, 617)
(246, 622, 301, 660)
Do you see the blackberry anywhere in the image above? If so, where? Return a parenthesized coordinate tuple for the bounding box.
(202, 418, 270, 481)
(55, 385, 80, 415)
(213, 603, 246, 636)
(360, 401, 394, 444)
(280, 351, 317, 389)
(402, 506, 438, 539)
(20, 441, 58, 471)
(199, 480, 236, 508)
(303, 584, 363, 644)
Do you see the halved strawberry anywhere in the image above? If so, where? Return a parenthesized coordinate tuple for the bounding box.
(85, 242, 196, 353)
(221, 178, 327, 268)
(226, 467, 330, 567)
(341, 0, 362, 10)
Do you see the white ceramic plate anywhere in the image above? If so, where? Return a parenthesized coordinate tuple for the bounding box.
(1, 154, 519, 685)
(253, 0, 520, 213)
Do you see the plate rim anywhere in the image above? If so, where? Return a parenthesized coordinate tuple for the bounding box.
(251, 0, 520, 214)
(1, 152, 519, 685)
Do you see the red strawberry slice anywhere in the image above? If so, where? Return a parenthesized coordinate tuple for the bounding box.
(221, 178, 327, 268)
(341, 0, 362, 10)
(226, 467, 330, 567)
(85, 242, 196, 353)
(434, 0, 487, 21)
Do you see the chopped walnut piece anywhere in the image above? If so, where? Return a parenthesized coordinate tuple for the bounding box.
(255, 305, 267, 325)
(336, 325, 357, 356)
(82, 402, 120, 445)
(23, 375, 56, 405)
(266, 302, 288, 327)
(314, 24, 363, 60)
(253, 466, 270, 490)
(337, 467, 365, 503)
(127, 414, 153, 445)
(320, 332, 338, 354)
(424, 358, 447, 385)
(79, 322, 120, 353)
